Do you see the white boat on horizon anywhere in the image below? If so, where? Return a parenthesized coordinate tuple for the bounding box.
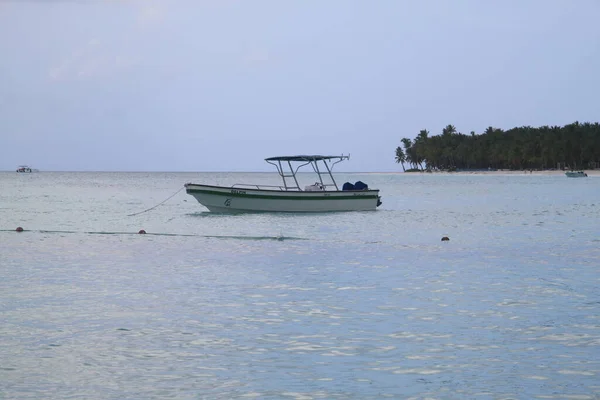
(184, 155, 382, 213)
(565, 170, 587, 178)
(16, 165, 39, 173)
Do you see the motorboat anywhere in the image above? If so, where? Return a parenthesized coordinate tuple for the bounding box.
(184, 155, 382, 213)
(565, 170, 588, 178)
(16, 165, 38, 173)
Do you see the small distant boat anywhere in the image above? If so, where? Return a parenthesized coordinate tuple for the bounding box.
(185, 155, 382, 213)
(565, 170, 587, 178)
(16, 165, 38, 173)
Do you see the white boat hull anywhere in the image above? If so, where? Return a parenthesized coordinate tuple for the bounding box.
(185, 184, 380, 213)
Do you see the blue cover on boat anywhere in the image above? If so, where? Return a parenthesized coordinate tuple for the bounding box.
(342, 182, 355, 191)
(354, 181, 368, 190)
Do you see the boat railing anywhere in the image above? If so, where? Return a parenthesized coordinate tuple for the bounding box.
(232, 183, 297, 191)
(232, 183, 341, 191)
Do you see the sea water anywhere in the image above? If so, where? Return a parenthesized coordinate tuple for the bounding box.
(1, 171, 599, 399)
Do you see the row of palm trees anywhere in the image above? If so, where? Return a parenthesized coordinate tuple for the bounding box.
(395, 122, 600, 171)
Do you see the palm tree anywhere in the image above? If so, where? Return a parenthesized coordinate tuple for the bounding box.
(442, 124, 457, 136)
(395, 146, 406, 171)
(412, 130, 429, 170)
(401, 138, 415, 169)
(417, 129, 429, 141)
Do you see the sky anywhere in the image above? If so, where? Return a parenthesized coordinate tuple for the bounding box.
(1, 0, 599, 172)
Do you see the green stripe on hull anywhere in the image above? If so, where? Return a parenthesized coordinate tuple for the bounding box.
(186, 188, 379, 201)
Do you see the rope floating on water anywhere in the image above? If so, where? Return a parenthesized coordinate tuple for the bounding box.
(127, 186, 185, 217)
(0, 228, 302, 240)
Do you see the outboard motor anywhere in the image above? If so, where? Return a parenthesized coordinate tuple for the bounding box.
(342, 182, 354, 191)
(354, 181, 368, 190)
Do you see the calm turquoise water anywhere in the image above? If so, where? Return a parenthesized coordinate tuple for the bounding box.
(1, 172, 599, 399)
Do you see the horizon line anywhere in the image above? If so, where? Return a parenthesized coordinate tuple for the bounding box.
(2, 170, 403, 174)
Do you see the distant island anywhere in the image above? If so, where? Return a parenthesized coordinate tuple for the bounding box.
(395, 122, 600, 172)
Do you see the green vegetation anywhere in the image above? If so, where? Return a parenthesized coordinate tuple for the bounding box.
(395, 122, 600, 171)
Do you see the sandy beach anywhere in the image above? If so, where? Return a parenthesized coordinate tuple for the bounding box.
(367, 170, 599, 176)
(448, 169, 600, 176)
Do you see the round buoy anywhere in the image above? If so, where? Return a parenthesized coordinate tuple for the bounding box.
(138, 229, 146, 234)
(441, 236, 449, 241)
(16, 227, 24, 232)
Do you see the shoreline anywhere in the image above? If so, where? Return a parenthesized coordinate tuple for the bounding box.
(400, 169, 600, 176)
(3, 169, 598, 176)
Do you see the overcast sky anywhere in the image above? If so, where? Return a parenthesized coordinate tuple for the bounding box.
(1, 0, 599, 172)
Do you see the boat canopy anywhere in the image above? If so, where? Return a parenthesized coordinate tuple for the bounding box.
(265, 155, 349, 162)
(264, 154, 350, 191)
